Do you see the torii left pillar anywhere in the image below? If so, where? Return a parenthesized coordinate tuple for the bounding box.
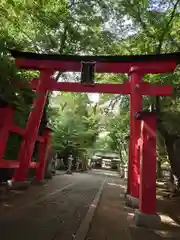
(36, 127, 53, 182)
(126, 67, 142, 207)
(13, 70, 51, 185)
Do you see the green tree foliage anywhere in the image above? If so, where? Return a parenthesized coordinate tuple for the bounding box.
(95, 0, 180, 187)
(49, 93, 100, 162)
(0, 0, 116, 161)
(1, 0, 180, 184)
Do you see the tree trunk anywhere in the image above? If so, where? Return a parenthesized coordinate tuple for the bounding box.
(119, 144, 123, 163)
(156, 160, 162, 179)
(155, 95, 180, 190)
(44, 147, 55, 179)
(169, 138, 180, 189)
(158, 123, 180, 190)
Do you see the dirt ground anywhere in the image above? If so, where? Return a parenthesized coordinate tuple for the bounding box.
(156, 183, 180, 238)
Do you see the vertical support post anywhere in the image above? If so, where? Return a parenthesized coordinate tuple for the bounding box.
(129, 67, 142, 199)
(0, 106, 14, 160)
(140, 114, 156, 214)
(127, 138, 131, 194)
(134, 111, 161, 228)
(13, 71, 51, 182)
(36, 128, 52, 182)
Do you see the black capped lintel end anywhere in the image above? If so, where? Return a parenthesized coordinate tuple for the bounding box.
(135, 110, 157, 120)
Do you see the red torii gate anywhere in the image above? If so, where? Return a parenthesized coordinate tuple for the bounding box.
(10, 50, 179, 227)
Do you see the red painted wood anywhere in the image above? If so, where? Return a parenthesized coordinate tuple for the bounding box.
(139, 115, 157, 214)
(27, 77, 171, 97)
(36, 128, 52, 181)
(10, 125, 25, 135)
(29, 78, 39, 89)
(0, 160, 19, 168)
(129, 71, 142, 198)
(0, 160, 39, 168)
(0, 108, 5, 128)
(9, 125, 44, 143)
(138, 82, 172, 96)
(127, 138, 132, 194)
(47, 80, 131, 94)
(37, 136, 44, 143)
(13, 71, 51, 182)
(8, 53, 174, 209)
(2, 161, 19, 168)
(0, 107, 14, 161)
(30, 162, 39, 168)
(16, 58, 176, 74)
(143, 122, 156, 138)
(30, 80, 172, 96)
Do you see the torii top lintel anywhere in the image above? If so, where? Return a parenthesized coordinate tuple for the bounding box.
(10, 50, 180, 74)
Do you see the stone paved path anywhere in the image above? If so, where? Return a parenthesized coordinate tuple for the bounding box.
(1, 170, 180, 240)
(0, 172, 104, 240)
(87, 173, 180, 240)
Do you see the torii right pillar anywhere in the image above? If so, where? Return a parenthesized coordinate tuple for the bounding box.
(126, 62, 175, 209)
(134, 110, 161, 228)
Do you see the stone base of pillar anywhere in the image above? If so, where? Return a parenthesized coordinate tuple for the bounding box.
(0, 183, 8, 200)
(134, 209, 161, 229)
(8, 180, 30, 190)
(31, 179, 47, 185)
(119, 189, 128, 199)
(66, 170, 72, 174)
(125, 194, 139, 208)
(124, 190, 129, 197)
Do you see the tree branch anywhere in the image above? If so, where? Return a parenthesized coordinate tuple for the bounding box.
(55, 22, 69, 81)
(154, 0, 180, 125)
(156, 0, 180, 53)
(136, 14, 154, 38)
(2, 16, 39, 51)
(108, 95, 121, 110)
(168, 33, 180, 51)
(55, 0, 83, 82)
